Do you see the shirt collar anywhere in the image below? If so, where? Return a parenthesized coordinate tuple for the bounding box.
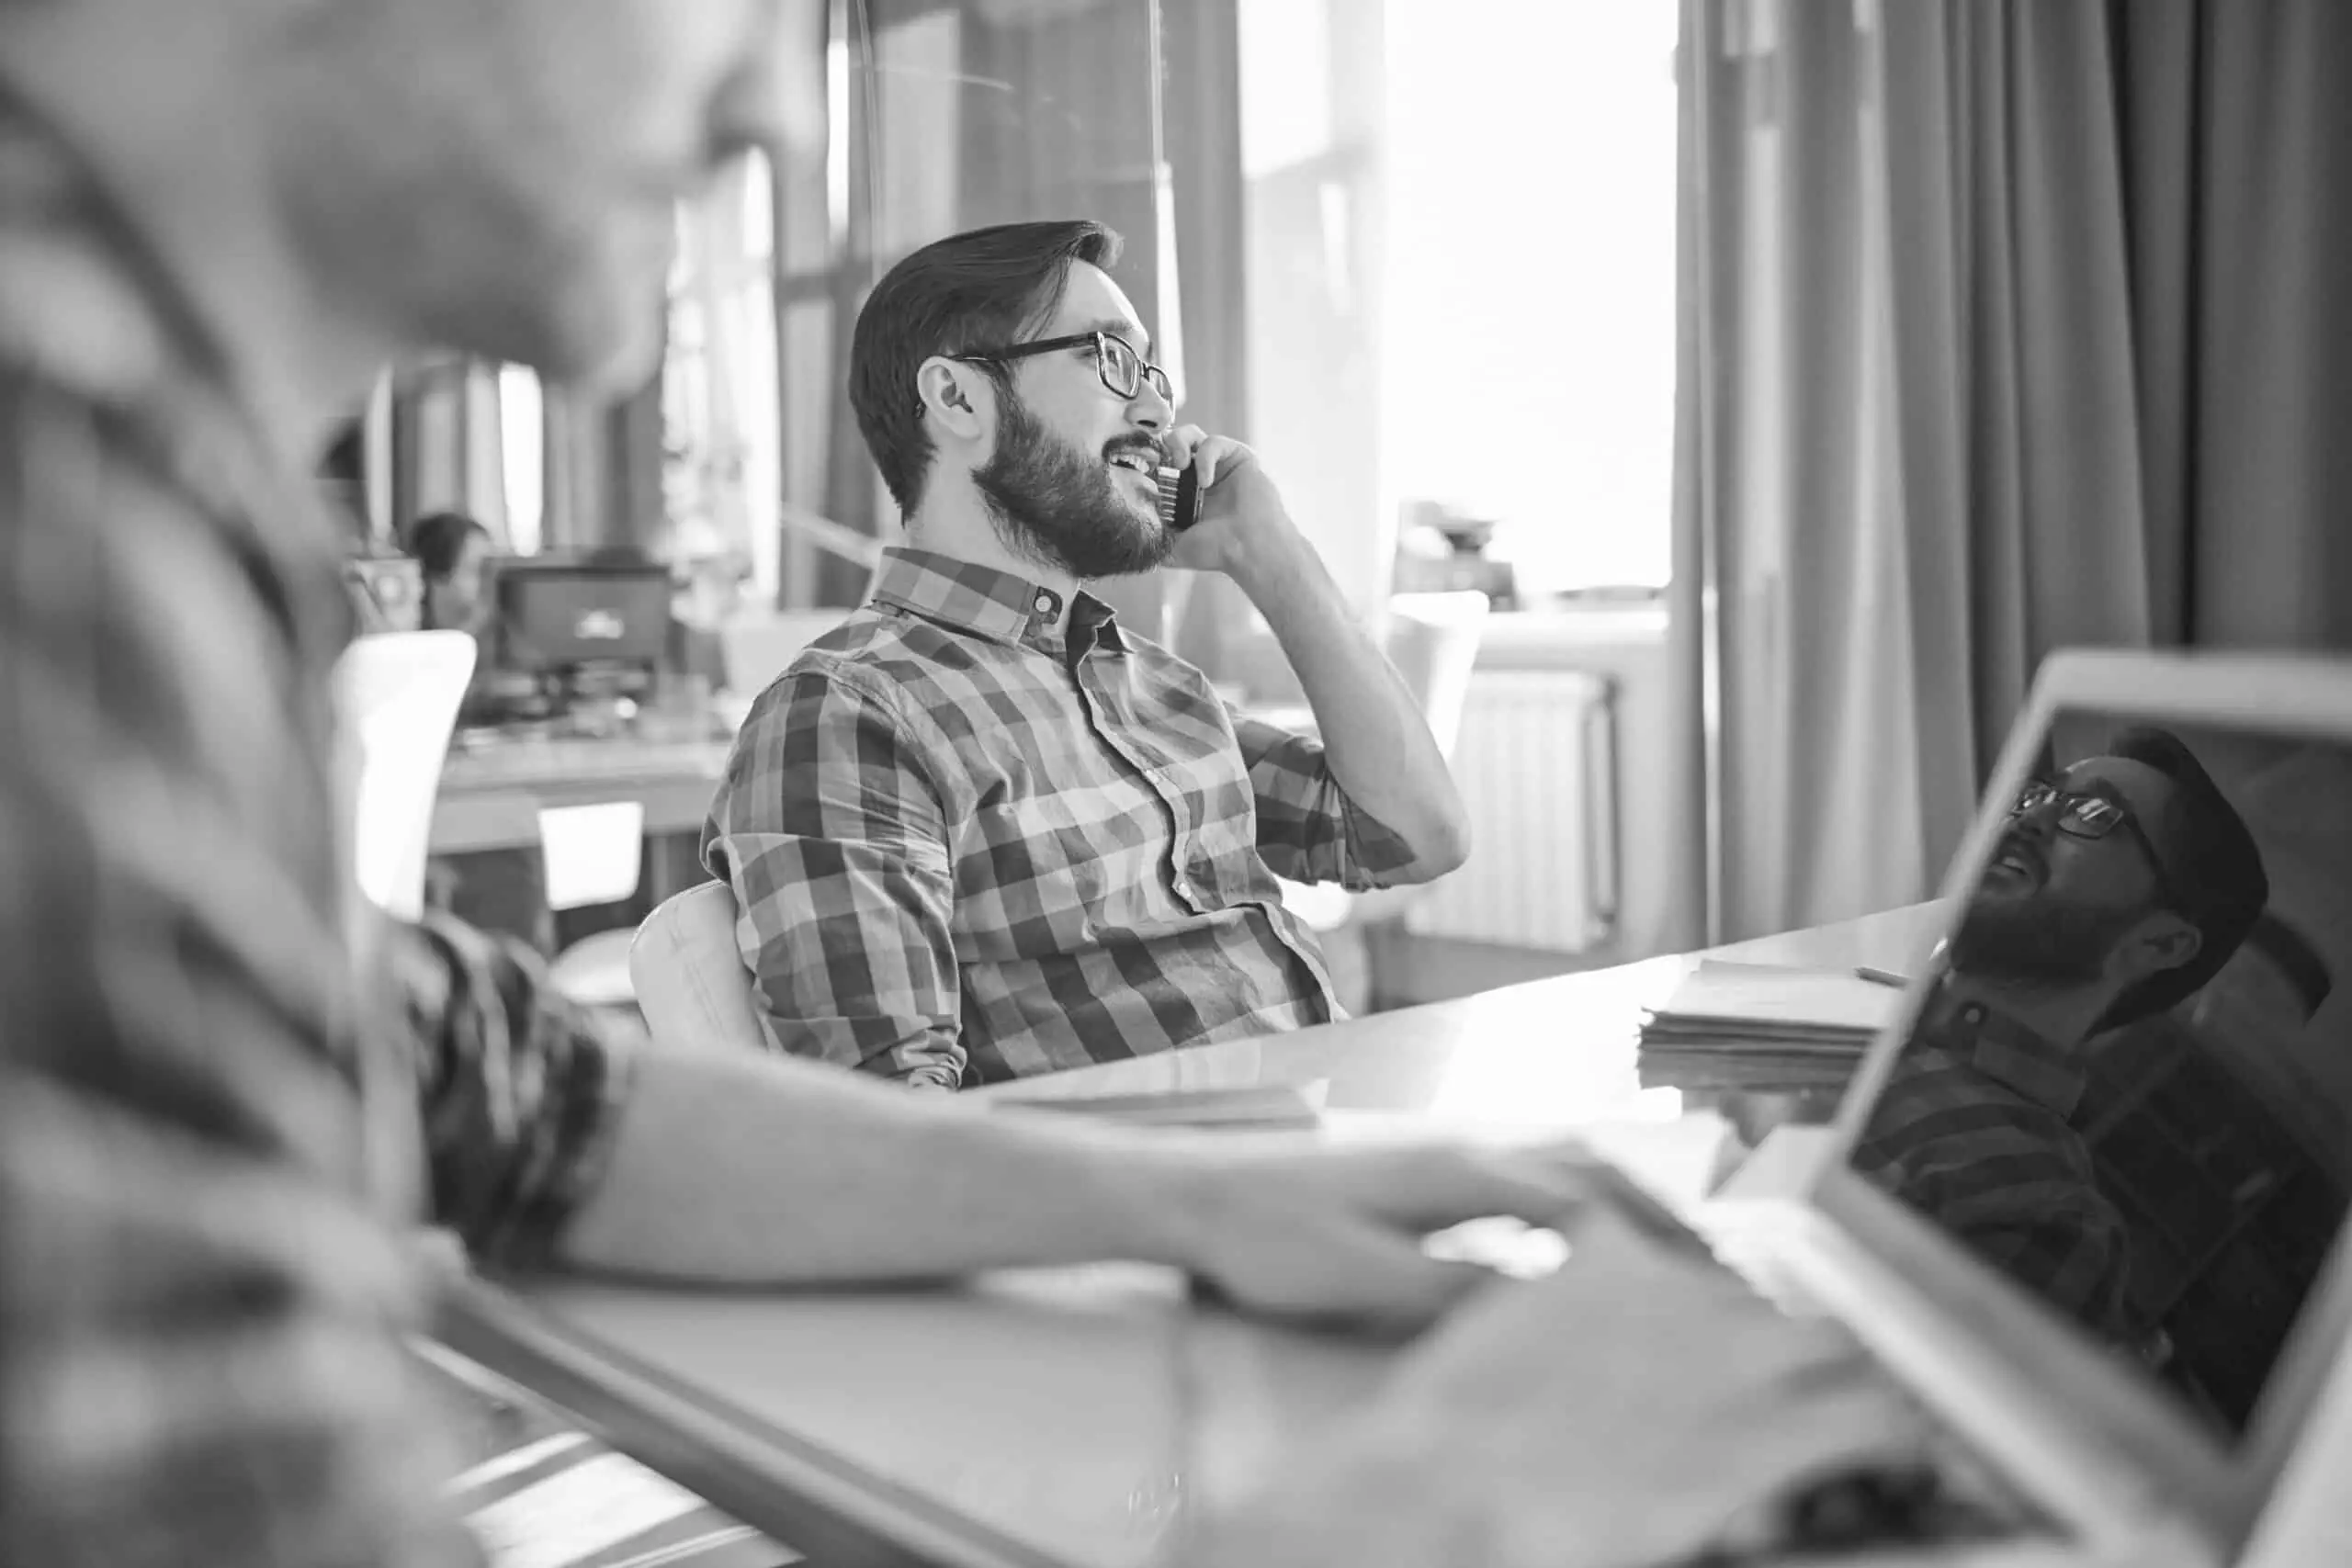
(869, 546, 1125, 657)
(1923, 987, 2089, 1118)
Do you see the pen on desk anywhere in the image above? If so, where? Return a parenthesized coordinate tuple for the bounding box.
(1854, 965, 1909, 989)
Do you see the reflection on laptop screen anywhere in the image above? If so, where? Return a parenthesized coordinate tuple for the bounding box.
(1853, 712, 2347, 1442)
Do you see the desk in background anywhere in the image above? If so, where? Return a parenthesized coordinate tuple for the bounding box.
(427, 732, 735, 954)
(438, 904, 1945, 1568)
(433, 734, 737, 856)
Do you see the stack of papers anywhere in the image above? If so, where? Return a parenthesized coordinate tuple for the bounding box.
(1637, 962, 1905, 1093)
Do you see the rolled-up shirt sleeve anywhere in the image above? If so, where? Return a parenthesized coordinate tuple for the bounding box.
(393, 910, 639, 1265)
(702, 660, 966, 1088)
(1227, 711, 1419, 891)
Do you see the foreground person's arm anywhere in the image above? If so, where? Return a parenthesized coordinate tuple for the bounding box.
(558, 1044, 1594, 1329)
(408, 908, 1587, 1326)
(1188, 1208, 1930, 1567)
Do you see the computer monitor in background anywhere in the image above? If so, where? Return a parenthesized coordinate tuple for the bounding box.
(490, 556, 673, 697)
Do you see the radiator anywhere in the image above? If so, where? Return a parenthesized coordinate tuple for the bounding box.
(1408, 669, 1620, 953)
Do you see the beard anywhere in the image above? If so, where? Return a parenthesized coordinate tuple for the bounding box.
(972, 392, 1172, 580)
(1950, 893, 2141, 987)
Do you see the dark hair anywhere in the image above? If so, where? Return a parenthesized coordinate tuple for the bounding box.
(2101, 725, 2270, 1027)
(848, 220, 1122, 516)
(405, 511, 490, 584)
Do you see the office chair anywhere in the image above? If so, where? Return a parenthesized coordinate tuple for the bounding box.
(628, 880, 772, 1052)
(539, 800, 648, 1009)
(1276, 591, 1492, 1011)
(336, 629, 478, 920)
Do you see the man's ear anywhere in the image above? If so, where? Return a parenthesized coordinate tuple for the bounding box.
(2122, 910, 2203, 980)
(916, 357, 990, 442)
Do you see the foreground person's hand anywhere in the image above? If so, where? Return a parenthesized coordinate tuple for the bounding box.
(1189, 1203, 1932, 1568)
(1159, 1139, 1598, 1334)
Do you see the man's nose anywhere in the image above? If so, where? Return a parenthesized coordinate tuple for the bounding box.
(1128, 378, 1173, 432)
(2011, 798, 2064, 840)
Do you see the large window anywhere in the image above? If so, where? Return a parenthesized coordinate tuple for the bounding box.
(704, 0, 1196, 609)
(1384, 1, 1678, 593)
(1239, 0, 1679, 599)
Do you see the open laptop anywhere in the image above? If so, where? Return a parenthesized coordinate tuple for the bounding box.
(1674, 649, 2352, 1564)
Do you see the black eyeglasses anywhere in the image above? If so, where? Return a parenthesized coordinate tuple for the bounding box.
(951, 331, 1173, 403)
(2010, 779, 2179, 903)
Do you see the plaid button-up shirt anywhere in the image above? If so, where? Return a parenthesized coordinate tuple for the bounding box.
(0, 87, 635, 1566)
(1852, 987, 2132, 1340)
(703, 547, 1417, 1086)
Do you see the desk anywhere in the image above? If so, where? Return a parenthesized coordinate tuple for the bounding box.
(432, 735, 736, 856)
(439, 903, 1946, 1567)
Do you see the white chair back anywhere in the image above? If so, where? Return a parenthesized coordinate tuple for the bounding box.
(335, 630, 476, 920)
(1385, 591, 1491, 761)
(628, 881, 772, 1051)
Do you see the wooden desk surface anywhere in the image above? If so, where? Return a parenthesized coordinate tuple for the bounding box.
(441, 904, 1947, 1567)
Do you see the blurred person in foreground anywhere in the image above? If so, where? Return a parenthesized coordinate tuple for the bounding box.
(0, 2, 1910, 1565)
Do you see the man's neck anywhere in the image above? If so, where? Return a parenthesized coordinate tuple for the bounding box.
(0, 19, 390, 467)
(903, 475, 1083, 620)
(1944, 970, 2118, 1054)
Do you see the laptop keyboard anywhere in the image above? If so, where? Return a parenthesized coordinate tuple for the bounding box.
(1690, 1213, 2052, 1561)
(1431, 1177, 2052, 1562)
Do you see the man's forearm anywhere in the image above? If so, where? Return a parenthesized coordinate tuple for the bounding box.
(1236, 532, 1469, 880)
(554, 1045, 1198, 1283)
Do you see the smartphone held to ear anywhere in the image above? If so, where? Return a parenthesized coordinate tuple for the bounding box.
(1155, 461, 1200, 533)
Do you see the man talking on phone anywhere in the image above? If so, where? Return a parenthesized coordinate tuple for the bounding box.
(705, 220, 1470, 1088)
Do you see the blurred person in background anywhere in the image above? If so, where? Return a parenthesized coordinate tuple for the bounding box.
(409, 510, 497, 635)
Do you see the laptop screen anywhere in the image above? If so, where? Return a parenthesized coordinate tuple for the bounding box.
(1849, 709, 2349, 1443)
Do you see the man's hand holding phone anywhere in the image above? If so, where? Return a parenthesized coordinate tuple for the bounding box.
(1158, 424, 1318, 594)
